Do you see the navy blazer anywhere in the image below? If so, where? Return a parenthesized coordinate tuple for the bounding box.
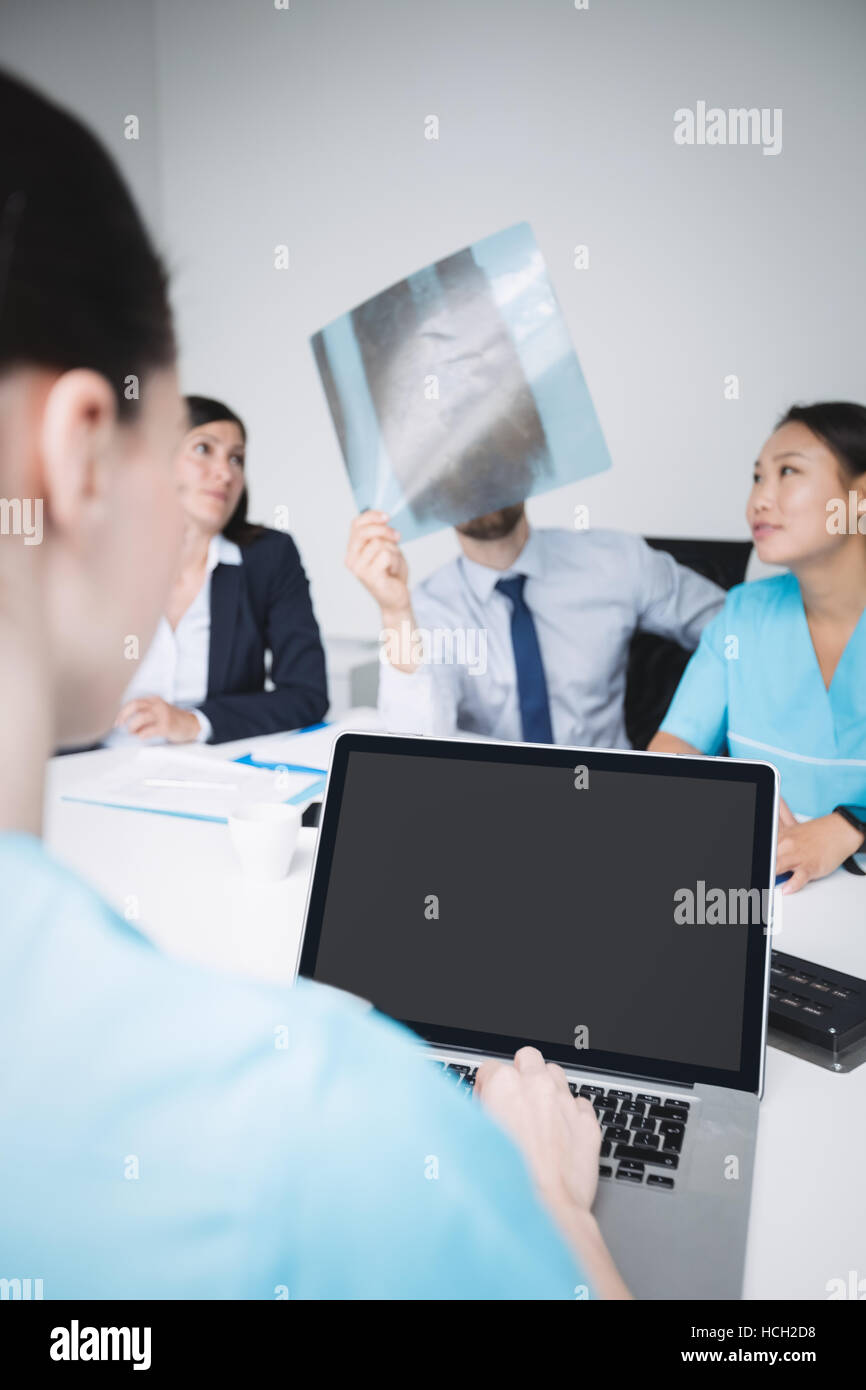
(200, 528, 328, 743)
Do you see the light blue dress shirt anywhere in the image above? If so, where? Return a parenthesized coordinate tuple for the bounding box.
(0, 833, 585, 1300)
(378, 528, 724, 746)
(660, 573, 866, 818)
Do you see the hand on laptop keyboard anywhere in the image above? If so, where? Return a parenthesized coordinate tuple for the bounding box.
(475, 1046, 602, 1214)
(473, 1047, 632, 1300)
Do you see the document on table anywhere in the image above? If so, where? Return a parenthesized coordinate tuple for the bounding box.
(248, 710, 383, 773)
(61, 749, 322, 822)
(244, 711, 500, 776)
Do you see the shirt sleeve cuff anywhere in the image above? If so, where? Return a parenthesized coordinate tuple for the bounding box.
(377, 654, 455, 736)
(192, 709, 213, 743)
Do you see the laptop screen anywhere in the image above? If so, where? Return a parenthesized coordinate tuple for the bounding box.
(299, 735, 777, 1093)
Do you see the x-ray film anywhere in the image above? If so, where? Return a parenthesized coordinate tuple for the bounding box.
(311, 222, 611, 541)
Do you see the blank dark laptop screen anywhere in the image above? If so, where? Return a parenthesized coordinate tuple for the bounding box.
(301, 741, 773, 1089)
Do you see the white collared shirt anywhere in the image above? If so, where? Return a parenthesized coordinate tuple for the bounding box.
(107, 534, 242, 746)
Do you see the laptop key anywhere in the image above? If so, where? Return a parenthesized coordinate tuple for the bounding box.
(649, 1104, 688, 1123)
(659, 1120, 684, 1136)
(599, 1164, 613, 1179)
(606, 1089, 633, 1101)
(605, 1126, 630, 1143)
(618, 1159, 644, 1172)
(580, 1085, 605, 1097)
(614, 1143, 678, 1170)
(633, 1129, 659, 1148)
(602, 1109, 619, 1125)
(663, 1135, 683, 1153)
(616, 1167, 643, 1183)
(619, 1101, 645, 1117)
(636, 1094, 661, 1105)
(600, 1139, 611, 1158)
(647, 1174, 675, 1190)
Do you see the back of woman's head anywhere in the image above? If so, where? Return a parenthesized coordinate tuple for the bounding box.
(0, 70, 174, 413)
(0, 72, 181, 756)
(776, 402, 866, 483)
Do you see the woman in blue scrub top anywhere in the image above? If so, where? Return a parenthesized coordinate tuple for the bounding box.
(0, 73, 628, 1299)
(651, 402, 866, 894)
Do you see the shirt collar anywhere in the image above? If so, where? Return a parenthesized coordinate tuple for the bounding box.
(458, 528, 545, 604)
(207, 533, 242, 573)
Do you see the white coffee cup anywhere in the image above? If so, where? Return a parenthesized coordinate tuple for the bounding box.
(227, 802, 302, 882)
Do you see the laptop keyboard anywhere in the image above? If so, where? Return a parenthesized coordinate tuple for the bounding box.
(431, 1062, 690, 1191)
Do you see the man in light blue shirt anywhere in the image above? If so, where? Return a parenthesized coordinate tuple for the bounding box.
(347, 503, 724, 744)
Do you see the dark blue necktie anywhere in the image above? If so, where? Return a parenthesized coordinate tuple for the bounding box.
(495, 574, 554, 743)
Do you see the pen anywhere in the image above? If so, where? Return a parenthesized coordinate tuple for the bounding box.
(143, 777, 239, 791)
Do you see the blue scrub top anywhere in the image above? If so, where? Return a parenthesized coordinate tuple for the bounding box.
(0, 833, 585, 1300)
(660, 573, 866, 817)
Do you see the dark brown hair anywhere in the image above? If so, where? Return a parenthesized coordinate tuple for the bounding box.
(0, 70, 174, 415)
(776, 402, 866, 483)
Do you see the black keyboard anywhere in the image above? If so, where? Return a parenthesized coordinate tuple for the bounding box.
(769, 950, 866, 1067)
(430, 1062, 690, 1191)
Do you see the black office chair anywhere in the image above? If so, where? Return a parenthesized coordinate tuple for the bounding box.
(624, 537, 753, 751)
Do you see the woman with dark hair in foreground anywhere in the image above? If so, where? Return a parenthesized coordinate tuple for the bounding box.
(0, 70, 628, 1299)
(111, 393, 328, 744)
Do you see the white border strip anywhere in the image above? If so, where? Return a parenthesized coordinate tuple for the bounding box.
(729, 731, 866, 769)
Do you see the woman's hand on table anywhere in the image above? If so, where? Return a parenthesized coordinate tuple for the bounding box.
(776, 801, 864, 893)
(114, 696, 202, 743)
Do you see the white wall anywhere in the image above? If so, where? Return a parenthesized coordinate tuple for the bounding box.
(5, 0, 866, 639)
(0, 0, 163, 230)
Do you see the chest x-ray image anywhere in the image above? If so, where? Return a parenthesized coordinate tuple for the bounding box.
(312, 222, 611, 541)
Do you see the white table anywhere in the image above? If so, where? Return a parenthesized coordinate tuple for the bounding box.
(45, 723, 866, 1301)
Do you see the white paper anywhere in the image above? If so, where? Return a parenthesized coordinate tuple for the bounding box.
(62, 748, 320, 821)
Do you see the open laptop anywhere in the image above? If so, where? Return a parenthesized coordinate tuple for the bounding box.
(297, 731, 779, 1299)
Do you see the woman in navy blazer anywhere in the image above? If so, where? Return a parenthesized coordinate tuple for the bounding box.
(113, 396, 328, 744)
